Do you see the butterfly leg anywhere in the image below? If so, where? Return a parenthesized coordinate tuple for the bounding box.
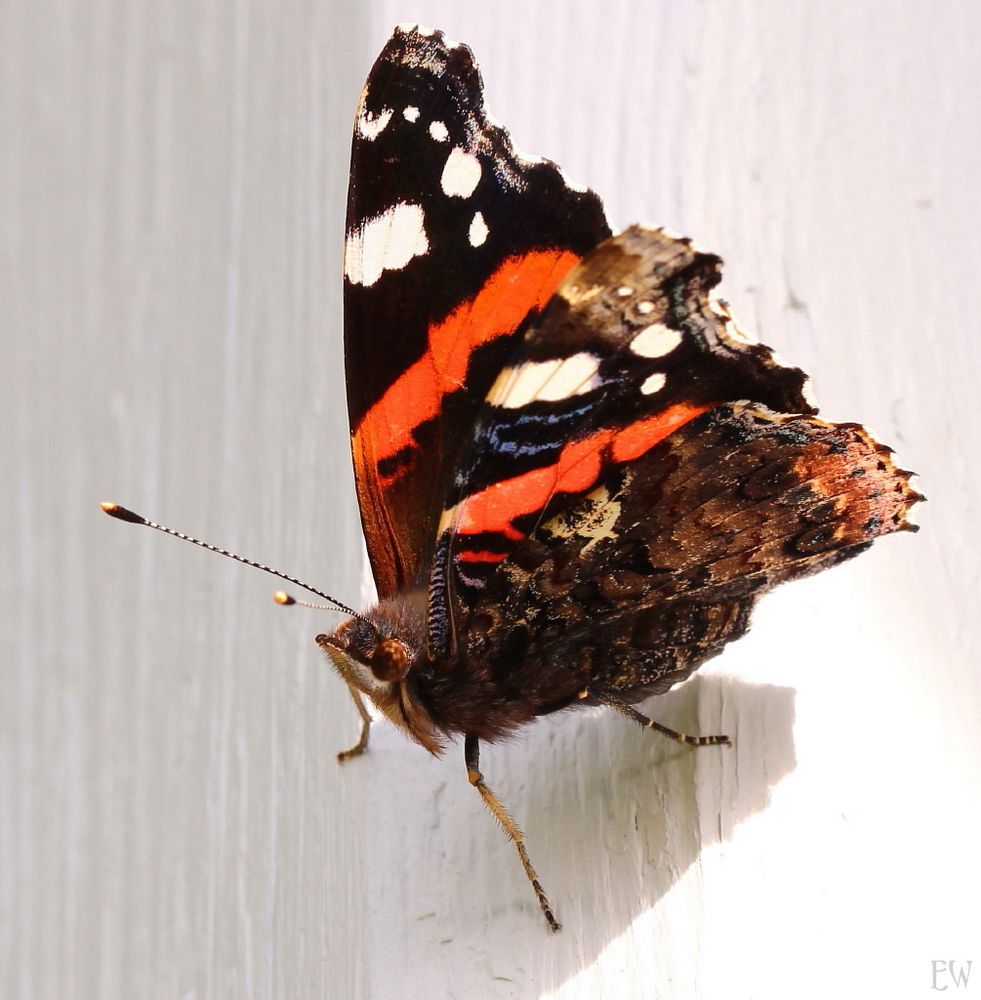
(589, 690, 732, 748)
(464, 735, 561, 932)
(337, 684, 373, 762)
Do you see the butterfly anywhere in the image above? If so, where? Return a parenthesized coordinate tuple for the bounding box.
(104, 24, 921, 932)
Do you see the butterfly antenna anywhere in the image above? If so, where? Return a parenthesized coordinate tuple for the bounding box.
(275, 591, 343, 611)
(100, 502, 364, 622)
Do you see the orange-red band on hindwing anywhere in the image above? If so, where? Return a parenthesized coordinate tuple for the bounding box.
(610, 404, 711, 463)
(456, 549, 509, 564)
(456, 402, 713, 539)
(353, 249, 581, 483)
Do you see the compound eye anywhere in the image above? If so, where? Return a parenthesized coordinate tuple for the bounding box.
(369, 637, 409, 682)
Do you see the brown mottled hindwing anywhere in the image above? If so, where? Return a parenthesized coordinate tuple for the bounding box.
(461, 403, 919, 704)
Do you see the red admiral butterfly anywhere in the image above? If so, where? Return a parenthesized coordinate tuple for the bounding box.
(104, 24, 921, 932)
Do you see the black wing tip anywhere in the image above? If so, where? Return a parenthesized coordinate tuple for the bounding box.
(363, 24, 609, 238)
(381, 23, 476, 71)
(391, 22, 454, 43)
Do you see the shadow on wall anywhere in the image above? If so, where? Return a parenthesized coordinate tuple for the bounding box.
(362, 673, 796, 993)
(562, 674, 796, 912)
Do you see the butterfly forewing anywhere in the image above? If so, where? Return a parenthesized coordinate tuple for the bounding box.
(344, 25, 610, 597)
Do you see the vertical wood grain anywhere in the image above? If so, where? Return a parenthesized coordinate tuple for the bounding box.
(2, 1, 372, 997)
(3, 2, 979, 999)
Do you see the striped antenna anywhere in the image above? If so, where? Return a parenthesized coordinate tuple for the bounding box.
(100, 502, 364, 622)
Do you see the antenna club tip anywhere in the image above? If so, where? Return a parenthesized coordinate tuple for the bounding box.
(274, 591, 295, 605)
(100, 502, 146, 524)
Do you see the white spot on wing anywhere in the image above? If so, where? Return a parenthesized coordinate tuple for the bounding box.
(344, 202, 429, 287)
(429, 120, 449, 142)
(441, 148, 482, 198)
(403, 106, 420, 122)
(357, 107, 393, 141)
(641, 372, 667, 395)
(631, 323, 683, 358)
(492, 353, 603, 408)
(615, 285, 633, 298)
(469, 211, 488, 247)
(636, 301, 655, 315)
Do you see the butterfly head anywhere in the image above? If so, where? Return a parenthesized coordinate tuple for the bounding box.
(315, 595, 445, 754)
(317, 615, 412, 689)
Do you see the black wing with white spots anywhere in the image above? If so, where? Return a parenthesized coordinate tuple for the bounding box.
(344, 25, 610, 597)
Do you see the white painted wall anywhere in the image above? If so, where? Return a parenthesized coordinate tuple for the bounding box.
(3, 2, 979, 998)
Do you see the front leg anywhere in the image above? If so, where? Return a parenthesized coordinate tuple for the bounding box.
(464, 735, 560, 932)
(337, 684, 372, 762)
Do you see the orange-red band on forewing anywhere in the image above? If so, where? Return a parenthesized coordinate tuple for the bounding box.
(353, 249, 581, 477)
(456, 402, 713, 538)
(428, 249, 580, 387)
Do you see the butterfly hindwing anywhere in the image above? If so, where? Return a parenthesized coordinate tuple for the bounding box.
(459, 402, 919, 705)
(344, 26, 611, 597)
